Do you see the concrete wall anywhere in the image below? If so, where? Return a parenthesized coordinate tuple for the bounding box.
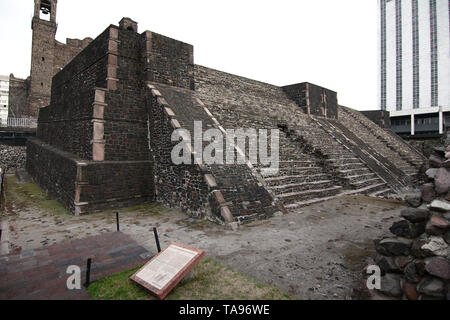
(8, 75, 30, 119)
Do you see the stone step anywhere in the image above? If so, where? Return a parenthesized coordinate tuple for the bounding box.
(350, 177, 383, 189)
(346, 182, 388, 195)
(332, 162, 366, 170)
(270, 180, 333, 194)
(369, 188, 392, 198)
(260, 166, 324, 177)
(325, 153, 356, 158)
(260, 160, 317, 168)
(325, 157, 361, 164)
(345, 173, 377, 181)
(264, 173, 330, 186)
(284, 193, 344, 210)
(277, 186, 343, 204)
(338, 168, 372, 176)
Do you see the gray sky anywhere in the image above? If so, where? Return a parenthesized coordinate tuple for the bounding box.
(0, 0, 378, 110)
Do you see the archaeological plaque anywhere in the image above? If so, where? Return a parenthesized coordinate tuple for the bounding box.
(130, 243, 205, 299)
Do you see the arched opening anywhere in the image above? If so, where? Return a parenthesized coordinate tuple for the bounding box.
(39, 0, 51, 21)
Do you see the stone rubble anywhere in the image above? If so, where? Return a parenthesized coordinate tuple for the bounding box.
(0, 144, 26, 173)
(370, 144, 450, 300)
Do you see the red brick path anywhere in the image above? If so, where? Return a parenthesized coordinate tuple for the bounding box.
(0, 232, 150, 300)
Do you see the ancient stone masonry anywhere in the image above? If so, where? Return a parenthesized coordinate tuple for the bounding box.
(147, 82, 280, 226)
(26, 15, 427, 227)
(368, 145, 450, 300)
(28, 22, 155, 215)
(361, 110, 391, 129)
(282, 82, 338, 119)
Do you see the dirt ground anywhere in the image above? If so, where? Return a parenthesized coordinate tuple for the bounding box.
(0, 174, 407, 300)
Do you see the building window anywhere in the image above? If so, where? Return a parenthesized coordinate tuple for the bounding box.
(395, 0, 402, 111)
(412, 0, 420, 109)
(380, 0, 387, 111)
(430, 0, 438, 107)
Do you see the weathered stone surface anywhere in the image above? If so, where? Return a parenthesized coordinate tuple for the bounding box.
(434, 168, 450, 194)
(411, 238, 435, 259)
(404, 262, 421, 283)
(420, 183, 436, 203)
(417, 277, 445, 298)
(429, 155, 444, 168)
(442, 159, 450, 167)
(433, 147, 446, 157)
(405, 193, 422, 208)
(394, 256, 413, 269)
(0, 145, 26, 174)
(428, 200, 450, 212)
(402, 282, 419, 300)
(375, 254, 400, 273)
(426, 222, 447, 236)
(429, 215, 450, 228)
(421, 236, 449, 257)
(425, 257, 450, 280)
(425, 168, 438, 180)
(389, 220, 425, 239)
(444, 231, 450, 245)
(376, 238, 412, 256)
(415, 260, 426, 276)
(400, 208, 431, 223)
(379, 273, 402, 297)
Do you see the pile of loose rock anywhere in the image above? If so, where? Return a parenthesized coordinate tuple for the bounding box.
(372, 145, 450, 300)
(0, 144, 26, 173)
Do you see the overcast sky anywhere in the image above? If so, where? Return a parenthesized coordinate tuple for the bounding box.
(0, 0, 379, 110)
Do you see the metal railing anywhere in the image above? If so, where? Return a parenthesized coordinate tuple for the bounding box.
(2, 118, 37, 128)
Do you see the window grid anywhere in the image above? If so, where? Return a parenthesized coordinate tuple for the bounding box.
(380, 0, 387, 111)
(412, 0, 420, 109)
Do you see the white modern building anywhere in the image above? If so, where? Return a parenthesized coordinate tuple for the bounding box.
(0, 75, 9, 126)
(378, 0, 449, 136)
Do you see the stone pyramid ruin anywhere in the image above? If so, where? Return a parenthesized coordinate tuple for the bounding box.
(26, 18, 426, 228)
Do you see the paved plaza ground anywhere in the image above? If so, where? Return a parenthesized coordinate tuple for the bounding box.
(0, 174, 407, 299)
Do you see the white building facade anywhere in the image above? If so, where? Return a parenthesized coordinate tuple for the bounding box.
(378, 0, 450, 136)
(0, 75, 9, 126)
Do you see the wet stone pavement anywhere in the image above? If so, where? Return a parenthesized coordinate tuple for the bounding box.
(0, 232, 148, 300)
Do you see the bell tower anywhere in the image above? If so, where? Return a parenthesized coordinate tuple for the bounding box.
(29, 0, 57, 117)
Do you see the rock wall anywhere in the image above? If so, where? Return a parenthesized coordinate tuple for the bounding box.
(370, 145, 450, 300)
(27, 23, 156, 215)
(0, 145, 26, 173)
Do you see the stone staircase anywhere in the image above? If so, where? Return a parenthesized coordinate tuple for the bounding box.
(195, 66, 345, 210)
(339, 106, 425, 178)
(193, 65, 424, 210)
(291, 115, 393, 197)
(258, 132, 343, 210)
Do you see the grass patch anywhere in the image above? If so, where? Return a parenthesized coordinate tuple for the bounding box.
(88, 257, 292, 300)
(5, 175, 70, 215)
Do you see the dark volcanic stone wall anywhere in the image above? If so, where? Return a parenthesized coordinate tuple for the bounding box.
(146, 86, 211, 219)
(27, 24, 155, 215)
(37, 27, 111, 159)
(102, 28, 149, 161)
(145, 32, 194, 90)
(361, 110, 392, 129)
(282, 82, 338, 119)
(26, 139, 78, 212)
